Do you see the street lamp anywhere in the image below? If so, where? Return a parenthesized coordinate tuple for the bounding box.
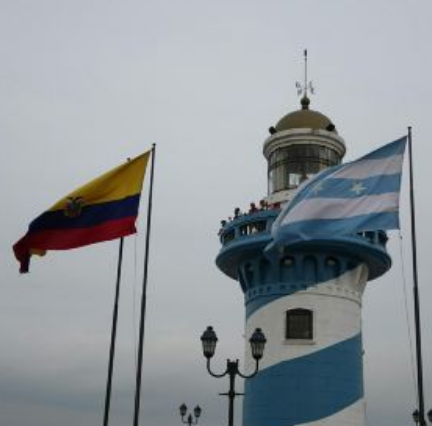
(179, 403, 202, 426)
(200, 326, 267, 426)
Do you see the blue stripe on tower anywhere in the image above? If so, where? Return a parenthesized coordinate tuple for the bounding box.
(243, 333, 363, 426)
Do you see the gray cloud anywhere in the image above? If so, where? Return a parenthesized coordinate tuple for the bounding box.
(1, 1, 432, 426)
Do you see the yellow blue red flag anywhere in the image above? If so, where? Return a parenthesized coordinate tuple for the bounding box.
(13, 151, 151, 273)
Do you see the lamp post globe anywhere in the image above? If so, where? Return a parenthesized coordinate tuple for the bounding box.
(179, 403, 187, 418)
(249, 328, 267, 361)
(201, 326, 218, 359)
(413, 409, 420, 425)
(194, 405, 202, 419)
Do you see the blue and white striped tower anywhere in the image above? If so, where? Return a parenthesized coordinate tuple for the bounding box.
(216, 96, 392, 426)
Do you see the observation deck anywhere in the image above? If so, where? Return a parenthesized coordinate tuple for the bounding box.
(216, 209, 392, 283)
(217, 209, 280, 281)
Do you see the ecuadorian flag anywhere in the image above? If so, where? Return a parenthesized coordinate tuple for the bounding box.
(13, 151, 151, 273)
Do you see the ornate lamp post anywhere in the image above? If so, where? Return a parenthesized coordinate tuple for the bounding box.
(200, 326, 266, 426)
(179, 403, 202, 426)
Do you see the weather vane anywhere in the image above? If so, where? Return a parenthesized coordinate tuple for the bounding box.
(295, 49, 315, 98)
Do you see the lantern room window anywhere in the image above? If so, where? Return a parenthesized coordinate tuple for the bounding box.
(285, 308, 313, 340)
(268, 144, 341, 193)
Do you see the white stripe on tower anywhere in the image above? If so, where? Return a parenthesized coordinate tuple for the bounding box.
(243, 264, 369, 426)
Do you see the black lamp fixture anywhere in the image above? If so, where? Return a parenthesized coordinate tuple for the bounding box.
(179, 403, 202, 426)
(412, 408, 432, 426)
(201, 326, 218, 359)
(249, 327, 266, 360)
(413, 409, 420, 425)
(200, 326, 266, 426)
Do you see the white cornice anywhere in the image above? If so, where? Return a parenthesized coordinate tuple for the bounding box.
(263, 128, 346, 160)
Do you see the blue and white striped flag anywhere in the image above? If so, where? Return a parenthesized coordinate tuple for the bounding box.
(271, 136, 407, 246)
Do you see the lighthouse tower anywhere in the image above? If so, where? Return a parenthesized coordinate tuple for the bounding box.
(216, 85, 392, 425)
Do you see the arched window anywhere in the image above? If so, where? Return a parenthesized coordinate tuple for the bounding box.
(285, 309, 313, 340)
(303, 256, 317, 282)
(280, 256, 296, 282)
(244, 263, 254, 287)
(326, 257, 340, 278)
(238, 268, 247, 292)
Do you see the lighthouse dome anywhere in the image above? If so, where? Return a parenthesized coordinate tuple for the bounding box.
(275, 96, 337, 133)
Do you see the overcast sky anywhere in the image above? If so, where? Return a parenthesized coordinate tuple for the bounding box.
(1, 1, 432, 426)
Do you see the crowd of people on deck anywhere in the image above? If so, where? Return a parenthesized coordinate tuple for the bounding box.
(218, 199, 281, 235)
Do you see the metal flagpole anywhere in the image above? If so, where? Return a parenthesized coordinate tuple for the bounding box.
(133, 143, 156, 426)
(408, 127, 426, 426)
(103, 237, 125, 426)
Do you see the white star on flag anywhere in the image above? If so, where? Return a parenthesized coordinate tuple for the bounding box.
(350, 182, 367, 195)
(312, 181, 324, 194)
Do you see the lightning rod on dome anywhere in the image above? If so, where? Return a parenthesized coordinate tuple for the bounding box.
(295, 49, 315, 100)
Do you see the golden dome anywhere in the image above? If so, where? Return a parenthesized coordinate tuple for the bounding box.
(274, 97, 337, 134)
